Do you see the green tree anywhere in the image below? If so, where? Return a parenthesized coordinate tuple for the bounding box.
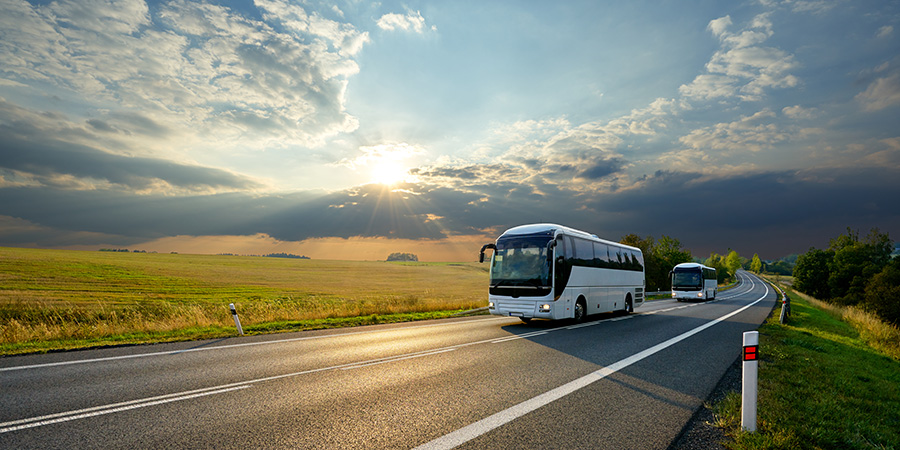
(725, 250, 742, 279)
(794, 247, 834, 300)
(386, 252, 418, 262)
(656, 236, 693, 268)
(827, 228, 893, 305)
(750, 254, 762, 273)
(705, 253, 728, 284)
(620, 234, 693, 292)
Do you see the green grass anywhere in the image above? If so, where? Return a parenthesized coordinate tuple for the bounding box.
(0, 247, 489, 355)
(712, 280, 900, 449)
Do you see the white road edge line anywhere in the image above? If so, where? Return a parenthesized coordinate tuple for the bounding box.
(413, 276, 768, 450)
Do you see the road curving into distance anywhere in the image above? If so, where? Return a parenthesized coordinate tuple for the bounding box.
(1, 270, 776, 449)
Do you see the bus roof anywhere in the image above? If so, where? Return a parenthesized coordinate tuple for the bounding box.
(673, 262, 714, 271)
(498, 223, 640, 252)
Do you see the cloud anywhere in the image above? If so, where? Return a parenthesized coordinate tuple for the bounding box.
(0, 99, 261, 193)
(336, 143, 425, 169)
(680, 13, 798, 101)
(376, 10, 434, 33)
(678, 109, 788, 153)
(707, 15, 732, 38)
(856, 73, 900, 112)
(759, 0, 835, 14)
(782, 105, 817, 120)
(2, 167, 899, 259)
(0, 0, 366, 151)
(255, 0, 370, 56)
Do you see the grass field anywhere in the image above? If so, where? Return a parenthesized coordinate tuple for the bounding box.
(712, 279, 900, 449)
(0, 247, 489, 355)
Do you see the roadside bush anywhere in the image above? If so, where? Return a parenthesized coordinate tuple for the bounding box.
(794, 227, 898, 326)
(864, 258, 900, 327)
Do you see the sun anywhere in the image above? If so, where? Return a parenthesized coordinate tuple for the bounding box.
(371, 160, 410, 186)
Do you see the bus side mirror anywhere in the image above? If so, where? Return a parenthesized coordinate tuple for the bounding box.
(479, 243, 496, 263)
(546, 240, 557, 264)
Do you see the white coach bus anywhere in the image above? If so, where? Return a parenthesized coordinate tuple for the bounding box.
(479, 224, 645, 323)
(670, 262, 717, 301)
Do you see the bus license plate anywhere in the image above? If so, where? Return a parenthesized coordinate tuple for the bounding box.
(509, 312, 523, 317)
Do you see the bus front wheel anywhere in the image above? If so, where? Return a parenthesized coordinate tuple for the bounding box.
(625, 296, 633, 313)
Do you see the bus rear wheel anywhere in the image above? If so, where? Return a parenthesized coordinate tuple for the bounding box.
(625, 296, 633, 313)
(574, 299, 586, 322)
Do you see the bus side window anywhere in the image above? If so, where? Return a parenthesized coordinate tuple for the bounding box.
(635, 251, 645, 271)
(593, 242, 609, 268)
(612, 249, 623, 270)
(574, 238, 593, 266)
(565, 236, 576, 261)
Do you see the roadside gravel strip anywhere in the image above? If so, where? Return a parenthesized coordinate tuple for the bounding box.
(668, 357, 741, 450)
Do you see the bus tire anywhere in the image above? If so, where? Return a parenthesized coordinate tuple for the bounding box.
(574, 299, 586, 322)
(625, 295, 633, 313)
(520, 317, 532, 324)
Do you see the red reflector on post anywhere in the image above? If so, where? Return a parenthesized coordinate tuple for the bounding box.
(743, 345, 758, 361)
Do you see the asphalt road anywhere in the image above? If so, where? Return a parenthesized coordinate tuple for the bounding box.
(0, 270, 775, 449)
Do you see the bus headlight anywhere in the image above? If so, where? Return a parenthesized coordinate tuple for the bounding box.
(697, 293, 704, 298)
(488, 301, 495, 309)
(539, 304, 551, 312)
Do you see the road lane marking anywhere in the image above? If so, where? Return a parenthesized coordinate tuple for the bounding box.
(341, 349, 457, 370)
(490, 331, 549, 343)
(0, 317, 516, 373)
(2, 274, 756, 374)
(2, 272, 767, 434)
(0, 385, 251, 434)
(414, 277, 769, 450)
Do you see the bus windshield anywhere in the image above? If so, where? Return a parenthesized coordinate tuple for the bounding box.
(672, 269, 702, 289)
(490, 236, 552, 287)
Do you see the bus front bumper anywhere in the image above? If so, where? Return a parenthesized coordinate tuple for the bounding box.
(488, 299, 566, 320)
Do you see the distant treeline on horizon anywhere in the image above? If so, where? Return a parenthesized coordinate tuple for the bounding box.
(98, 249, 311, 259)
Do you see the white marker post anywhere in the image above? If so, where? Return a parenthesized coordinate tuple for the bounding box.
(229, 303, 244, 336)
(741, 331, 759, 432)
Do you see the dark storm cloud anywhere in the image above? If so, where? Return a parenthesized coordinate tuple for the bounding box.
(1, 166, 897, 259)
(0, 128, 261, 192)
(410, 164, 518, 180)
(577, 158, 625, 180)
(0, 99, 260, 192)
(587, 169, 900, 257)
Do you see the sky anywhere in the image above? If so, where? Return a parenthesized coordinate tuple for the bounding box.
(1, 0, 899, 262)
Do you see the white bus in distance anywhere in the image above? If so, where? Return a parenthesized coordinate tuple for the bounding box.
(670, 262, 717, 301)
(479, 223, 645, 323)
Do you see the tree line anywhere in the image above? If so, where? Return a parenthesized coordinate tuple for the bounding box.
(620, 235, 751, 292)
(793, 228, 899, 326)
(387, 252, 418, 262)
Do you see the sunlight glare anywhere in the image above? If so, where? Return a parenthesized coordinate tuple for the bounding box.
(371, 161, 410, 186)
